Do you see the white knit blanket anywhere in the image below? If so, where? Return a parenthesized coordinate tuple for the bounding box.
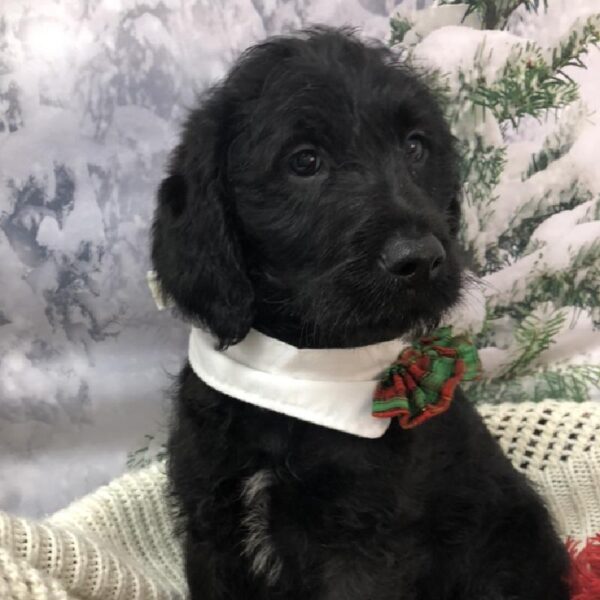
(1, 400, 599, 600)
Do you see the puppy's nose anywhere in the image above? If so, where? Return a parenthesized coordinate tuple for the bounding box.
(380, 234, 446, 282)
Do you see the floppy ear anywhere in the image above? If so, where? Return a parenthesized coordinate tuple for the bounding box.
(151, 99, 254, 348)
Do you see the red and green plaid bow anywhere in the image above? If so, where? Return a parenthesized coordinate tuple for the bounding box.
(372, 327, 481, 429)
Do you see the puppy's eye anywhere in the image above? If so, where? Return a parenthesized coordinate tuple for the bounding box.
(404, 132, 428, 163)
(289, 147, 321, 177)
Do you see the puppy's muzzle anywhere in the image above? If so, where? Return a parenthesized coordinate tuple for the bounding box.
(380, 234, 446, 284)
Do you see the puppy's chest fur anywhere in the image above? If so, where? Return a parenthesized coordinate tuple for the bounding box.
(168, 366, 511, 598)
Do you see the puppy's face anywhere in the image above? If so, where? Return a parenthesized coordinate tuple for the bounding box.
(152, 29, 463, 348)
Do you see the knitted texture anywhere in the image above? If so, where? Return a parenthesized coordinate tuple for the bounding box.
(1, 401, 599, 599)
(0, 463, 185, 600)
(479, 401, 600, 541)
(372, 327, 481, 428)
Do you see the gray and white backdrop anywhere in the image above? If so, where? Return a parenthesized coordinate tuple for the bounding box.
(0, 0, 429, 517)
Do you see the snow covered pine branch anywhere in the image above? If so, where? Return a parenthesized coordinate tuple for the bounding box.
(390, 0, 599, 406)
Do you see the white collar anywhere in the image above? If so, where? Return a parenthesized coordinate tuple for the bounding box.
(188, 327, 407, 438)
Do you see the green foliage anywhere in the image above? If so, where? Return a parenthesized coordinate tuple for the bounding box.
(465, 15, 600, 127)
(465, 364, 600, 403)
(439, 0, 547, 30)
(459, 137, 507, 200)
(551, 15, 600, 71)
(390, 15, 413, 45)
(473, 304, 498, 348)
(499, 308, 566, 379)
(468, 43, 577, 127)
(459, 137, 506, 217)
(522, 104, 592, 180)
(456, 14, 600, 277)
(536, 366, 600, 402)
(524, 135, 575, 179)
(495, 188, 593, 262)
(458, 137, 507, 265)
(126, 434, 167, 470)
(442, 16, 600, 270)
(492, 241, 600, 323)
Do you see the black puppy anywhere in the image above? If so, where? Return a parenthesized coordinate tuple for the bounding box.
(152, 28, 569, 600)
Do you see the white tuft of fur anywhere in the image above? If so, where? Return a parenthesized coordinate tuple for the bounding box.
(240, 469, 283, 586)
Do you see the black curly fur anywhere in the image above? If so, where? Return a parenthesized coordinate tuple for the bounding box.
(152, 27, 570, 600)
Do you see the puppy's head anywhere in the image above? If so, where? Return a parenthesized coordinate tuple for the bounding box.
(152, 28, 463, 349)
